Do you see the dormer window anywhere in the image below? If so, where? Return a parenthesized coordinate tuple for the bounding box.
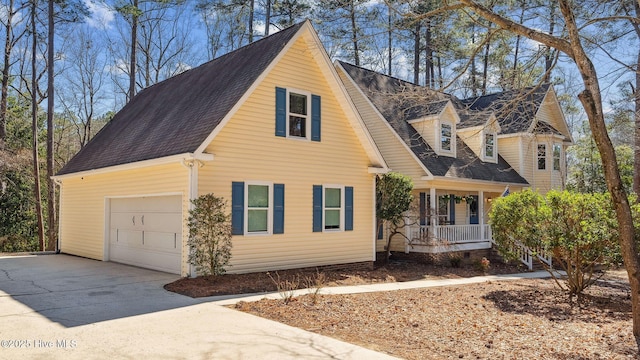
(553, 143, 562, 171)
(275, 87, 321, 141)
(484, 132, 496, 161)
(440, 122, 453, 152)
(537, 144, 546, 170)
(288, 92, 308, 138)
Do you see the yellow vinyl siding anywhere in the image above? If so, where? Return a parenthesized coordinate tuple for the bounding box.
(531, 137, 564, 194)
(58, 163, 189, 273)
(198, 36, 376, 273)
(337, 66, 427, 182)
(458, 128, 483, 159)
(497, 137, 521, 175)
(409, 119, 437, 150)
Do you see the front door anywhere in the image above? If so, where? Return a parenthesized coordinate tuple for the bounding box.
(469, 195, 479, 224)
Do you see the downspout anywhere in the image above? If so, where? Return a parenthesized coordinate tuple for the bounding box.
(53, 177, 63, 254)
(181, 158, 200, 278)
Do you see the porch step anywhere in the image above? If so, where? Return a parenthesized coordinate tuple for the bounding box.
(489, 247, 549, 271)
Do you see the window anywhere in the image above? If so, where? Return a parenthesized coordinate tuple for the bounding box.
(553, 144, 561, 171)
(275, 87, 321, 141)
(438, 195, 449, 224)
(324, 187, 342, 230)
(537, 144, 546, 170)
(247, 184, 270, 233)
(288, 92, 308, 138)
(313, 185, 353, 232)
(484, 133, 495, 159)
(231, 181, 284, 236)
(440, 123, 452, 151)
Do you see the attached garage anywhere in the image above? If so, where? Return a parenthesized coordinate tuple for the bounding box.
(108, 195, 183, 274)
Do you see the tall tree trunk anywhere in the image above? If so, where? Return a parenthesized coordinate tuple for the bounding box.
(512, 34, 521, 88)
(511, 2, 525, 89)
(264, 0, 270, 36)
(388, 5, 392, 76)
(128, 0, 138, 103)
(0, 0, 14, 148)
(543, 2, 556, 83)
(459, 0, 640, 348)
(481, 23, 491, 95)
(470, 26, 478, 96)
(248, 0, 254, 43)
(31, 0, 45, 251)
(425, 19, 433, 88)
(437, 55, 443, 89)
(349, 0, 359, 66)
(558, 0, 640, 345)
(413, 21, 421, 85)
(46, 0, 56, 251)
(632, 1, 640, 197)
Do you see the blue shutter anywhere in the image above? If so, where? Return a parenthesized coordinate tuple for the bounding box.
(311, 95, 321, 141)
(419, 192, 426, 226)
(231, 182, 245, 235)
(345, 186, 354, 231)
(273, 184, 285, 234)
(275, 87, 286, 137)
(313, 185, 323, 232)
(449, 194, 455, 225)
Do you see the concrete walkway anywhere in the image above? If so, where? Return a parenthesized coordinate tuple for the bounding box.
(0, 254, 556, 360)
(210, 269, 556, 306)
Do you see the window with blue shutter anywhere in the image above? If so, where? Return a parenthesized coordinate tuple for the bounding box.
(275, 87, 286, 137)
(233, 181, 284, 235)
(273, 184, 285, 234)
(449, 194, 455, 225)
(314, 185, 351, 232)
(313, 185, 323, 232)
(276, 87, 320, 141)
(345, 186, 353, 231)
(419, 192, 426, 226)
(311, 95, 321, 141)
(231, 182, 245, 235)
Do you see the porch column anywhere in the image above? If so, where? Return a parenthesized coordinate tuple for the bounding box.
(478, 190, 484, 240)
(429, 187, 437, 226)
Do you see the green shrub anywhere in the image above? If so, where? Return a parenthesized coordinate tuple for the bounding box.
(187, 193, 232, 276)
(489, 190, 618, 294)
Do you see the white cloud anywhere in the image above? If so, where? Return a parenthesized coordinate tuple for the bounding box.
(84, 0, 115, 29)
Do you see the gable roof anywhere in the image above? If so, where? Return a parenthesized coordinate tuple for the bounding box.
(460, 84, 551, 134)
(337, 61, 527, 185)
(58, 22, 305, 176)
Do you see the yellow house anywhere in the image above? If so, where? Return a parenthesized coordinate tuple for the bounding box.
(53, 21, 387, 276)
(336, 62, 572, 263)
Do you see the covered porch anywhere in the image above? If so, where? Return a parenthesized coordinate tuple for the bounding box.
(403, 187, 504, 254)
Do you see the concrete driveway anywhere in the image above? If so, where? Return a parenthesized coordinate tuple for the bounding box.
(0, 254, 396, 360)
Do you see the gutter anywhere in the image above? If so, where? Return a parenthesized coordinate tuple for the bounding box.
(52, 177, 63, 254)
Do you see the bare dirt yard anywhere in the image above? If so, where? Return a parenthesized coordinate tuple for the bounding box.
(166, 255, 637, 359)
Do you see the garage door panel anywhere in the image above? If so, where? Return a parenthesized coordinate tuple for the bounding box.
(141, 213, 182, 233)
(110, 212, 143, 230)
(112, 229, 144, 247)
(143, 231, 180, 253)
(109, 195, 182, 275)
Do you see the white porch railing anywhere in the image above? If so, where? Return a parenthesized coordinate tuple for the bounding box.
(489, 238, 553, 271)
(407, 224, 552, 270)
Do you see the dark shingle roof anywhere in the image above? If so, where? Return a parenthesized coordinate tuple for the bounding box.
(460, 84, 551, 134)
(533, 121, 563, 136)
(58, 22, 305, 176)
(458, 111, 493, 129)
(339, 61, 527, 184)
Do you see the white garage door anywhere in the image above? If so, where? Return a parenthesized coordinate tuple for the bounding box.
(109, 196, 182, 274)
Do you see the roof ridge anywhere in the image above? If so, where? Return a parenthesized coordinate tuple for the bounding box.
(337, 60, 422, 89)
(135, 21, 307, 98)
(463, 83, 551, 102)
